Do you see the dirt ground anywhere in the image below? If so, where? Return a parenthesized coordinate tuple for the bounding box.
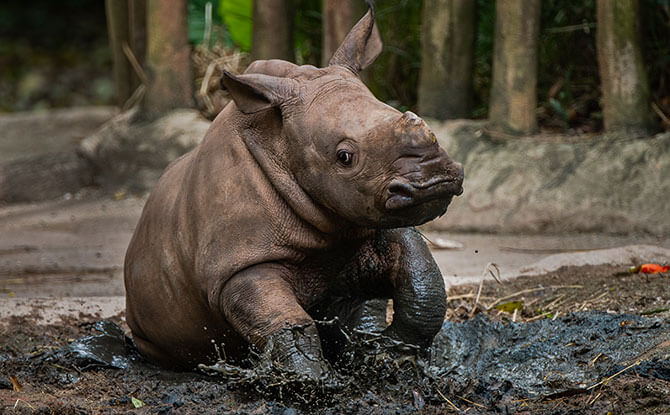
(1, 191, 668, 300)
(1, 264, 667, 414)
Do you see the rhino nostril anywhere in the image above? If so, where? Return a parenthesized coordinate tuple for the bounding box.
(388, 182, 413, 196)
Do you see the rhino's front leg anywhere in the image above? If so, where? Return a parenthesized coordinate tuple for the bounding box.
(217, 264, 329, 380)
(382, 228, 447, 349)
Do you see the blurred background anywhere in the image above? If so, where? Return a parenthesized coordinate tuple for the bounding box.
(1, 0, 668, 134)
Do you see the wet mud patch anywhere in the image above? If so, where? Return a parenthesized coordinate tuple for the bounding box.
(1, 264, 668, 414)
(431, 313, 668, 402)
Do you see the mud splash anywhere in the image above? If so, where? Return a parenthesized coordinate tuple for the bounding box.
(13, 311, 662, 413)
(198, 321, 433, 406)
(55, 321, 143, 371)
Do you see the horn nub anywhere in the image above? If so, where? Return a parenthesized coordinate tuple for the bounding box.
(394, 111, 436, 147)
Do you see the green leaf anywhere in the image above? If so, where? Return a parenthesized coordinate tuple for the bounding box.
(495, 301, 523, 313)
(131, 397, 145, 408)
(188, 0, 208, 44)
(219, 0, 253, 51)
(549, 97, 568, 120)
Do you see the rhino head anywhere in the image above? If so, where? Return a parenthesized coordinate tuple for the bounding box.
(220, 6, 463, 229)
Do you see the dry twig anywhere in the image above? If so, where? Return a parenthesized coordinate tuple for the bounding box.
(122, 42, 148, 85)
(456, 395, 488, 409)
(435, 387, 461, 412)
(577, 291, 608, 311)
(446, 293, 494, 301)
(486, 285, 582, 310)
(587, 360, 641, 391)
(469, 279, 485, 318)
(525, 311, 553, 322)
(652, 101, 670, 125)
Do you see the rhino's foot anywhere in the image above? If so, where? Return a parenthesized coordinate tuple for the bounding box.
(264, 322, 331, 383)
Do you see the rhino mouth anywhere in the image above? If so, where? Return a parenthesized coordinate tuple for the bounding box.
(385, 176, 463, 210)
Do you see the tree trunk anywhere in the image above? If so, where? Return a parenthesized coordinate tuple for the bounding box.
(418, 0, 476, 120)
(596, 0, 655, 134)
(128, 0, 147, 88)
(143, 0, 193, 119)
(105, 0, 132, 107)
(105, 0, 147, 108)
(321, 0, 365, 67)
(488, 0, 540, 135)
(252, 0, 294, 62)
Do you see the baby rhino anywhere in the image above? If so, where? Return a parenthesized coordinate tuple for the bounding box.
(124, 6, 464, 379)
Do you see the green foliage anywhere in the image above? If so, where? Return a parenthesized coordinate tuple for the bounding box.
(219, 0, 253, 51)
(495, 301, 524, 313)
(188, 0, 248, 50)
(188, 0, 212, 44)
(293, 0, 322, 66)
(131, 397, 145, 408)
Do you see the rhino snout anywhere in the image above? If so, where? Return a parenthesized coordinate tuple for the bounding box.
(385, 176, 461, 210)
(385, 157, 464, 212)
(446, 161, 464, 195)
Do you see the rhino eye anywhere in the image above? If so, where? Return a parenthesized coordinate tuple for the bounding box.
(336, 150, 354, 166)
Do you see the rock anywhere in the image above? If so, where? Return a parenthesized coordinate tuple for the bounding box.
(426, 119, 670, 235)
(0, 106, 116, 203)
(0, 151, 94, 203)
(78, 108, 211, 191)
(0, 106, 117, 165)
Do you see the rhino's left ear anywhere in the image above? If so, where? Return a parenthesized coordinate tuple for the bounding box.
(220, 70, 298, 114)
(328, 2, 382, 74)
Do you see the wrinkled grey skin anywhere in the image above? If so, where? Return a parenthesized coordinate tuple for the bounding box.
(124, 7, 464, 380)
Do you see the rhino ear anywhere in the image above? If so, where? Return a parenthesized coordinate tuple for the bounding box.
(220, 70, 298, 114)
(328, 2, 382, 74)
(244, 59, 298, 77)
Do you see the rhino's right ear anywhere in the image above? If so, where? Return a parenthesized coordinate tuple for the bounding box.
(328, 2, 382, 74)
(220, 70, 298, 114)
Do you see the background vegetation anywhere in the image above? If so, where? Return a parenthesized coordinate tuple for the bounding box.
(0, 0, 113, 111)
(1, 0, 668, 132)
